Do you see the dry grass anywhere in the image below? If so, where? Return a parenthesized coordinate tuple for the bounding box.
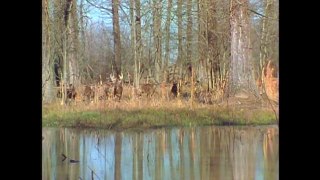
(44, 72, 278, 129)
(43, 96, 277, 129)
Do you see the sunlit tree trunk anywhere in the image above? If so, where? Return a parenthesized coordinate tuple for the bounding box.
(42, 0, 55, 103)
(229, 0, 259, 97)
(60, 0, 74, 105)
(68, 0, 80, 86)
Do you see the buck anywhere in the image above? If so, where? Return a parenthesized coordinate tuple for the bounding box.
(110, 73, 123, 101)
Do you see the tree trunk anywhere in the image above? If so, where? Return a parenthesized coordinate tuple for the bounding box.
(153, 0, 162, 83)
(164, 0, 172, 82)
(208, 0, 219, 90)
(42, 0, 55, 103)
(177, 0, 183, 80)
(135, 0, 142, 87)
(61, 0, 73, 105)
(186, 0, 193, 82)
(197, 0, 206, 85)
(229, 0, 259, 97)
(112, 0, 122, 76)
(68, 0, 80, 86)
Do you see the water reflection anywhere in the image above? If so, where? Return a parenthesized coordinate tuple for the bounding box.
(42, 126, 278, 180)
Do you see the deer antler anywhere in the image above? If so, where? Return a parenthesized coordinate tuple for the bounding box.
(110, 74, 116, 83)
(119, 73, 123, 80)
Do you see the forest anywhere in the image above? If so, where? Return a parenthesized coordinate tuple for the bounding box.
(42, 0, 279, 128)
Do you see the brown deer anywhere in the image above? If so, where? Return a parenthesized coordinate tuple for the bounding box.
(83, 85, 95, 102)
(139, 83, 156, 98)
(66, 84, 77, 100)
(170, 82, 178, 98)
(56, 84, 77, 101)
(103, 82, 114, 100)
(110, 73, 123, 101)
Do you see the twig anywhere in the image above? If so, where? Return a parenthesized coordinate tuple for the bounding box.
(88, 166, 101, 180)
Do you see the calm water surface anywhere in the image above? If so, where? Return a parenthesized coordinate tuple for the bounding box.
(42, 125, 278, 180)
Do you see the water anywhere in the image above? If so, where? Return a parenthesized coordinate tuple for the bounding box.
(42, 125, 278, 180)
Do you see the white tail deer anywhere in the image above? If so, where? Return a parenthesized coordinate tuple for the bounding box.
(110, 73, 123, 101)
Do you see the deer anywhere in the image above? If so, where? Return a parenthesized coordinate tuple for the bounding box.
(56, 84, 77, 101)
(83, 85, 95, 102)
(110, 73, 123, 101)
(170, 82, 178, 98)
(139, 83, 157, 98)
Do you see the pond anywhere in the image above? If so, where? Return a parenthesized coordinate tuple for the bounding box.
(42, 125, 278, 180)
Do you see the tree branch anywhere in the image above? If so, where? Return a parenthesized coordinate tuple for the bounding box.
(85, 0, 112, 15)
(248, 9, 279, 20)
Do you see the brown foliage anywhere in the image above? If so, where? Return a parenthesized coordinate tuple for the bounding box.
(262, 61, 278, 103)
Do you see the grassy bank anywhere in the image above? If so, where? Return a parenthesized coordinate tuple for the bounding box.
(42, 100, 277, 130)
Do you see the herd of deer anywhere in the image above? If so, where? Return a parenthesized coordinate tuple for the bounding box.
(56, 73, 186, 104)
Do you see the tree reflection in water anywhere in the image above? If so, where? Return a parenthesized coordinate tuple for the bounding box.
(42, 125, 278, 180)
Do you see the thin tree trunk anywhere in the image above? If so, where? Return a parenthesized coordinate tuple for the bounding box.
(153, 0, 162, 83)
(177, 0, 183, 80)
(135, 0, 142, 87)
(130, 0, 136, 87)
(164, 0, 172, 82)
(112, 0, 121, 76)
(197, 0, 205, 84)
(186, 0, 193, 82)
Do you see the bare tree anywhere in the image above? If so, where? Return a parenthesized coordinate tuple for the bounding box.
(135, 0, 142, 87)
(164, 0, 172, 82)
(186, 0, 193, 82)
(42, 0, 55, 102)
(229, 0, 259, 97)
(177, 0, 183, 80)
(152, 0, 162, 83)
(112, 0, 122, 76)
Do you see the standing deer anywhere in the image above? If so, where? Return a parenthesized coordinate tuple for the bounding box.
(171, 82, 178, 98)
(110, 73, 123, 101)
(83, 85, 95, 102)
(139, 83, 156, 98)
(103, 82, 114, 100)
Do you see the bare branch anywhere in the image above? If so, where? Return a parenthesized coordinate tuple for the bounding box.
(85, 0, 112, 15)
